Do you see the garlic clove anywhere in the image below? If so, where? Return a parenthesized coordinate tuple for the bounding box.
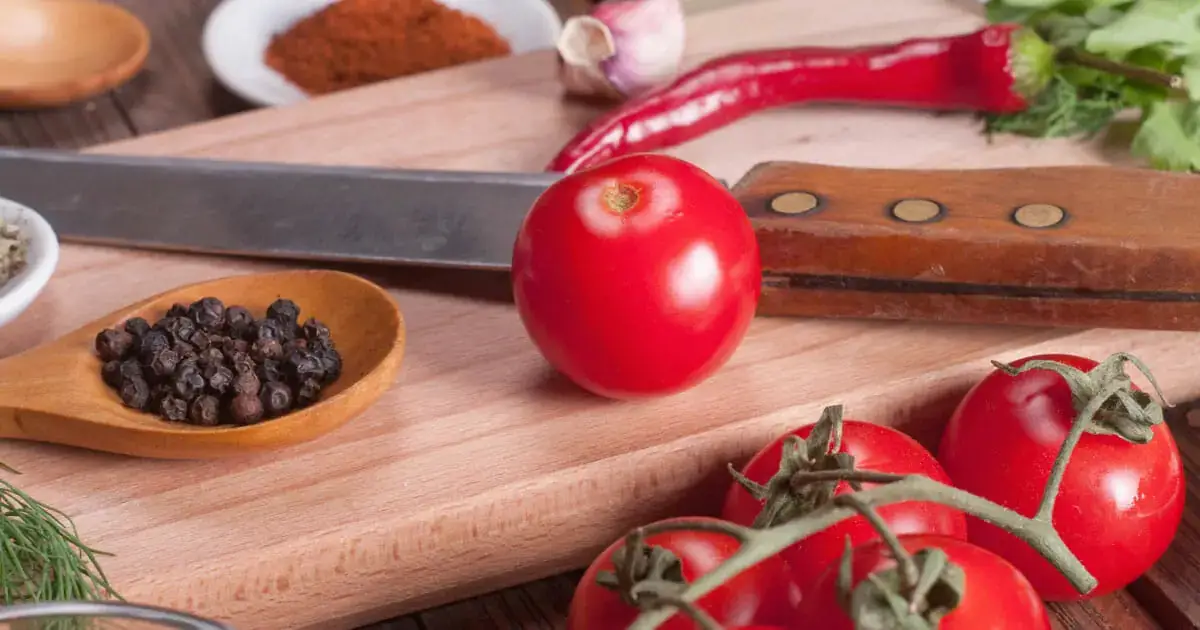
(556, 0, 687, 102)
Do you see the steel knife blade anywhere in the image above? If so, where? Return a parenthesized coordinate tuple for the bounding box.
(3, 147, 1200, 332)
(0, 147, 557, 271)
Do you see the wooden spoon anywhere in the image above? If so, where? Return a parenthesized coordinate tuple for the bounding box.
(0, 0, 151, 109)
(0, 270, 405, 459)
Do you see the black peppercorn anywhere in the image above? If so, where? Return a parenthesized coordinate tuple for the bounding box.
(295, 378, 322, 408)
(251, 337, 283, 362)
(101, 361, 122, 388)
(138, 330, 170, 361)
(260, 381, 293, 417)
(149, 383, 172, 406)
(148, 348, 180, 379)
(317, 348, 342, 385)
(225, 305, 254, 338)
(156, 316, 196, 346)
(229, 352, 255, 374)
(252, 319, 285, 342)
(257, 359, 284, 384)
(230, 393, 264, 425)
(301, 318, 332, 345)
(204, 364, 234, 396)
(282, 338, 308, 357)
(172, 367, 206, 401)
(198, 347, 225, 367)
(232, 369, 261, 396)
(124, 317, 151, 339)
(189, 396, 222, 427)
(175, 355, 199, 376)
(190, 330, 211, 351)
(102, 296, 341, 427)
(119, 377, 150, 410)
(173, 342, 196, 360)
(95, 328, 135, 361)
(285, 350, 325, 384)
(222, 338, 249, 357)
(267, 298, 301, 329)
(159, 395, 188, 422)
(188, 297, 226, 331)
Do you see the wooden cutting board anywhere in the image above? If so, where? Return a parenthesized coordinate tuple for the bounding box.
(1, 1, 1194, 629)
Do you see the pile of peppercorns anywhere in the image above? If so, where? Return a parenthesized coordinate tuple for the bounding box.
(94, 297, 342, 426)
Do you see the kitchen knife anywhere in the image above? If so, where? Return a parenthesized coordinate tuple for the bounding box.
(0, 147, 1194, 332)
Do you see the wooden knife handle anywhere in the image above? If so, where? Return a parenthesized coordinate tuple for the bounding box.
(732, 161, 1200, 331)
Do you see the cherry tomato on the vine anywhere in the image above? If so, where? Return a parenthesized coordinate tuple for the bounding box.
(566, 517, 795, 630)
(937, 353, 1185, 601)
(511, 154, 761, 400)
(722, 418, 967, 593)
(797, 535, 1051, 629)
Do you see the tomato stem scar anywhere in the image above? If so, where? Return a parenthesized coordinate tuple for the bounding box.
(602, 182, 642, 214)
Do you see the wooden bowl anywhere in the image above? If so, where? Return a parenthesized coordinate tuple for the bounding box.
(0, 0, 151, 109)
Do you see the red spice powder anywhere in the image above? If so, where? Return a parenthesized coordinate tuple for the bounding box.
(265, 0, 513, 95)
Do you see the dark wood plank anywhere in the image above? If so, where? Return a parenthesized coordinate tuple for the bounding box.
(1, 96, 137, 149)
(105, 0, 250, 135)
(1126, 405, 1200, 630)
(1049, 592, 1162, 630)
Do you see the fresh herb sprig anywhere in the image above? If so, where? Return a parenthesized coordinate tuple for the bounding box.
(0, 462, 121, 608)
(986, 0, 1200, 171)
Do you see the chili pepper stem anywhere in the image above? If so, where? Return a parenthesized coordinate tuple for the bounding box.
(626, 474, 1093, 630)
(1058, 48, 1185, 92)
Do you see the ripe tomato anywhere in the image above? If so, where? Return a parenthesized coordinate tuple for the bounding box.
(937, 353, 1185, 601)
(567, 517, 794, 630)
(511, 154, 761, 399)
(722, 418, 967, 593)
(797, 535, 1051, 629)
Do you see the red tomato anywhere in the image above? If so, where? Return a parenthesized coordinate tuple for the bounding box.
(797, 535, 1051, 629)
(937, 353, 1185, 601)
(511, 154, 761, 399)
(567, 517, 794, 630)
(722, 419, 967, 593)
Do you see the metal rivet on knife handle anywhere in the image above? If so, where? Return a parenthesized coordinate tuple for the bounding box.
(888, 199, 944, 224)
(1012, 203, 1067, 229)
(769, 191, 822, 215)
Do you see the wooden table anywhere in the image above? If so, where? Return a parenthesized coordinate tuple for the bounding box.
(0, 2, 1196, 629)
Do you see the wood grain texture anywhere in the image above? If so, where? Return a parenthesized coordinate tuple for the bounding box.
(0, 270, 404, 459)
(1128, 407, 1200, 630)
(735, 161, 1200, 331)
(0, 1, 1192, 629)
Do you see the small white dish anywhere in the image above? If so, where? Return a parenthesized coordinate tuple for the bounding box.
(202, 0, 564, 108)
(0, 196, 59, 329)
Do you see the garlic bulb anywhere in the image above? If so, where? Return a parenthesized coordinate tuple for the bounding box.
(556, 0, 686, 101)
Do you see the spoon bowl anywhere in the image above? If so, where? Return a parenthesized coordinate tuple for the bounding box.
(0, 0, 151, 109)
(0, 269, 405, 459)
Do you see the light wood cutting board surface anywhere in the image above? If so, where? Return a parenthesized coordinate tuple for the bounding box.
(0, 1, 1191, 629)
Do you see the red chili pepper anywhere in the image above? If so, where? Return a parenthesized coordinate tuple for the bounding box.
(546, 24, 1052, 174)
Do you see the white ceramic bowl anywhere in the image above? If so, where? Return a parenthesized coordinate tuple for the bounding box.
(202, 0, 564, 108)
(0, 196, 58, 329)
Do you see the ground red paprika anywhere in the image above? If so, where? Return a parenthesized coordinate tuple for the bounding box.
(265, 0, 512, 96)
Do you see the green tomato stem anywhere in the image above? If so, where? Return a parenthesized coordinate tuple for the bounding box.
(626, 475, 1096, 630)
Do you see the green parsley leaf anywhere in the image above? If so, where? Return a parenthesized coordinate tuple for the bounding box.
(1131, 100, 1200, 170)
(1085, 0, 1200, 60)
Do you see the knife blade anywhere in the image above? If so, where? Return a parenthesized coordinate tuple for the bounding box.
(2, 147, 1198, 332)
(0, 147, 557, 271)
